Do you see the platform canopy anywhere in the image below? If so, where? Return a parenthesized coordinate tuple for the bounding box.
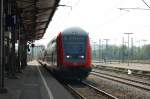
(16, 0, 60, 41)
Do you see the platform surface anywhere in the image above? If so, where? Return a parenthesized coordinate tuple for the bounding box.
(0, 60, 75, 99)
(93, 62, 150, 72)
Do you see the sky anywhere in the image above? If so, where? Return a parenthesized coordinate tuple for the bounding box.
(35, 0, 150, 47)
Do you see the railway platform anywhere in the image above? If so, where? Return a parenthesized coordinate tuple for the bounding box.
(93, 62, 150, 72)
(0, 60, 75, 99)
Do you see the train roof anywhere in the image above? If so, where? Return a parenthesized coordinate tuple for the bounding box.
(61, 27, 88, 36)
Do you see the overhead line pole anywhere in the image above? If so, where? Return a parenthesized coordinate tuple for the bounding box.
(122, 37, 125, 63)
(103, 39, 109, 63)
(124, 33, 133, 66)
(99, 39, 101, 62)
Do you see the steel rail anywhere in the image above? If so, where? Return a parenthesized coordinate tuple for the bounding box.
(82, 81, 118, 99)
(92, 70, 150, 86)
(91, 71, 150, 92)
(92, 64, 150, 77)
(39, 60, 118, 99)
(67, 84, 87, 99)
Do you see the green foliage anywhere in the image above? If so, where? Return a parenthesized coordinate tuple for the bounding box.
(92, 44, 150, 61)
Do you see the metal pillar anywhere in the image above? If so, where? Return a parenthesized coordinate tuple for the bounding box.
(7, 0, 17, 79)
(24, 42, 27, 66)
(20, 42, 23, 68)
(21, 41, 27, 69)
(22, 42, 27, 67)
(0, 0, 7, 93)
(9, 27, 17, 78)
(32, 45, 34, 60)
(17, 23, 22, 73)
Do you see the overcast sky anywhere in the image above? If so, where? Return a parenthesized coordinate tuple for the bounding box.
(35, 0, 150, 47)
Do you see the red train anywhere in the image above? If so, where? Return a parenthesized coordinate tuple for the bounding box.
(43, 27, 92, 80)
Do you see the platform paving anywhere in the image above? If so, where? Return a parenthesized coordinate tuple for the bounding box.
(0, 60, 75, 99)
(93, 62, 150, 72)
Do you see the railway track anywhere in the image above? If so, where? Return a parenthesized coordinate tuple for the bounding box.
(92, 63, 150, 77)
(39, 61, 117, 98)
(91, 70, 150, 92)
(66, 81, 118, 99)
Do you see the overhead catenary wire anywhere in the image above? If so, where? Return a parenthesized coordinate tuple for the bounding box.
(142, 0, 150, 8)
(119, 0, 150, 11)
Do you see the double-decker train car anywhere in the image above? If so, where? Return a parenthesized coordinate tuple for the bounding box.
(44, 27, 92, 80)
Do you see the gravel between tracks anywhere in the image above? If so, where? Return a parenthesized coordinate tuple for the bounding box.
(93, 69, 150, 85)
(72, 84, 108, 99)
(87, 73, 150, 99)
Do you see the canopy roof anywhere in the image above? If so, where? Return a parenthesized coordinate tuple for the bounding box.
(16, 0, 60, 41)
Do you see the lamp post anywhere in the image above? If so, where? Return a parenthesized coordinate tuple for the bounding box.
(124, 33, 133, 66)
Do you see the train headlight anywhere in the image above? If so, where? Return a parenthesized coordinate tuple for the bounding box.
(66, 55, 70, 58)
(79, 55, 84, 59)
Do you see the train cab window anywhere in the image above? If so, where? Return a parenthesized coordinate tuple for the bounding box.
(62, 35, 87, 61)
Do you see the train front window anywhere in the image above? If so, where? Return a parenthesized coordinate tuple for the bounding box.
(62, 35, 86, 61)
